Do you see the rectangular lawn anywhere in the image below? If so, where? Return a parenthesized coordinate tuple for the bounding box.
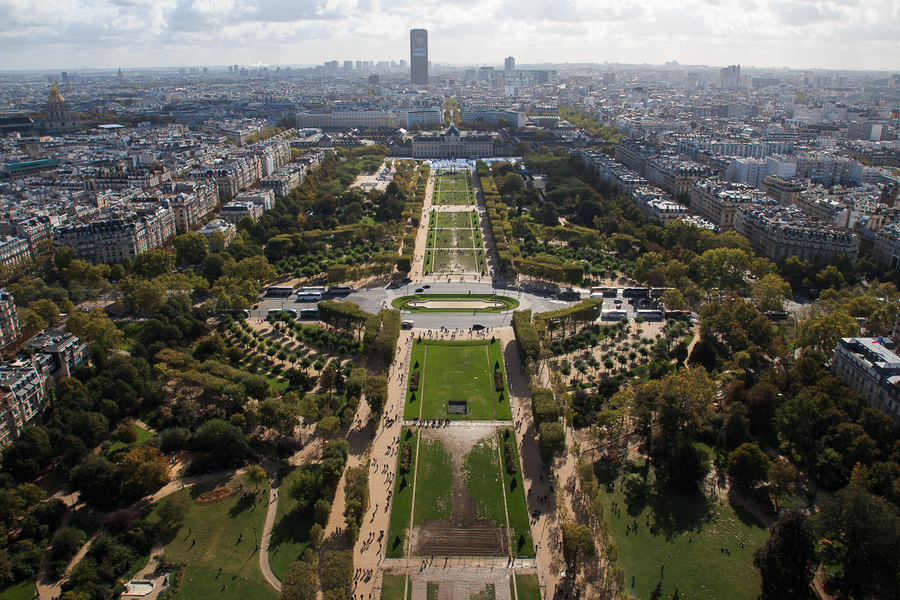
(498, 429, 533, 556)
(381, 572, 407, 600)
(387, 428, 418, 557)
(434, 212, 475, 228)
(412, 439, 454, 526)
(598, 460, 768, 600)
(461, 436, 508, 528)
(428, 229, 477, 249)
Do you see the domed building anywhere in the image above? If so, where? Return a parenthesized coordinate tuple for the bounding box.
(36, 82, 80, 134)
(411, 124, 495, 158)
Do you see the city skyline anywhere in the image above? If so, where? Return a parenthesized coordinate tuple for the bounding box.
(1, 0, 898, 72)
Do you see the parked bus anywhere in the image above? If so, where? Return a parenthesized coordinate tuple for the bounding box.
(764, 310, 790, 321)
(299, 308, 318, 319)
(268, 308, 297, 319)
(228, 309, 251, 319)
(664, 310, 691, 321)
(600, 309, 628, 321)
(622, 287, 650, 298)
(650, 287, 673, 298)
(326, 285, 353, 296)
(636, 309, 664, 320)
(265, 286, 295, 297)
(298, 286, 327, 294)
(590, 287, 618, 298)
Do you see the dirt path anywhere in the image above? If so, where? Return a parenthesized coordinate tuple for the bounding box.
(259, 464, 282, 591)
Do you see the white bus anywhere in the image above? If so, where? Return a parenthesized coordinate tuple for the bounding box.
(600, 309, 628, 321)
(296, 293, 323, 302)
(636, 309, 664, 320)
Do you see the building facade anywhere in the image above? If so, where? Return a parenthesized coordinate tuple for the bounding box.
(734, 205, 858, 264)
(689, 180, 770, 230)
(410, 29, 428, 85)
(411, 125, 494, 158)
(832, 338, 900, 428)
(0, 363, 46, 448)
(0, 290, 20, 350)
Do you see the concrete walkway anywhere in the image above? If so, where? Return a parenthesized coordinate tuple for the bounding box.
(259, 463, 282, 591)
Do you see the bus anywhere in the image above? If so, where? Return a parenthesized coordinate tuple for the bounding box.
(265, 286, 295, 297)
(299, 308, 318, 320)
(590, 287, 618, 298)
(636, 309, 664, 320)
(600, 309, 628, 321)
(326, 285, 353, 296)
(298, 286, 327, 295)
(268, 308, 297, 320)
(650, 287, 673, 299)
(664, 310, 691, 321)
(764, 311, 790, 321)
(622, 287, 650, 298)
(296, 292, 323, 302)
(228, 309, 251, 319)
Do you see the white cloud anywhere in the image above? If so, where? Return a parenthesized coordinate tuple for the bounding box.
(0, 0, 897, 70)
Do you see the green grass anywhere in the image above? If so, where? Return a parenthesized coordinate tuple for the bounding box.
(387, 428, 418, 557)
(404, 340, 511, 421)
(433, 212, 476, 228)
(235, 361, 290, 390)
(427, 249, 487, 275)
(499, 430, 533, 557)
(267, 465, 319, 579)
(392, 294, 518, 313)
(0, 579, 36, 600)
(427, 581, 440, 600)
(381, 572, 407, 600)
(147, 473, 277, 600)
(515, 574, 541, 600)
(599, 462, 768, 600)
(462, 437, 507, 528)
(107, 425, 158, 456)
(412, 439, 454, 526)
(428, 229, 477, 249)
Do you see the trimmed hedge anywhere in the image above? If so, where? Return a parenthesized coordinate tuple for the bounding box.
(531, 387, 559, 426)
(512, 310, 540, 364)
(493, 369, 503, 391)
(400, 441, 412, 473)
(410, 369, 421, 391)
(504, 442, 518, 474)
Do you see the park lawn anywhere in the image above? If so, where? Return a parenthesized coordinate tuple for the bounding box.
(434, 212, 475, 229)
(598, 464, 767, 600)
(421, 342, 495, 420)
(107, 425, 159, 457)
(381, 572, 407, 600)
(515, 574, 541, 600)
(461, 436, 507, 529)
(488, 340, 513, 421)
(0, 579, 36, 600)
(266, 465, 319, 580)
(149, 473, 277, 600)
(499, 430, 533, 556)
(387, 428, 418, 557)
(412, 438, 454, 526)
(429, 250, 486, 276)
(430, 229, 476, 249)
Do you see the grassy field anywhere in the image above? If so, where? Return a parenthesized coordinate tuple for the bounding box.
(149, 473, 277, 600)
(598, 461, 768, 600)
(462, 436, 508, 528)
(381, 572, 407, 600)
(266, 465, 320, 579)
(0, 579, 36, 600)
(387, 428, 418, 558)
(412, 438, 455, 526)
(515, 574, 541, 600)
(428, 229, 477, 249)
(392, 294, 518, 313)
(107, 424, 158, 456)
(433, 175, 475, 205)
(433, 211, 476, 228)
(426, 249, 488, 275)
(499, 429, 534, 557)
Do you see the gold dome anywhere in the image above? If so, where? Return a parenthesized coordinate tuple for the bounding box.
(48, 81, 65, 104)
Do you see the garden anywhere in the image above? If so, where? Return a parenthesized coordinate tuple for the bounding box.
(403, 340, 512, 421)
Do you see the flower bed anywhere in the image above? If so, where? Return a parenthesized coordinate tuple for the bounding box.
(504, 442, 517, 474)
(196, 486, 233, 505)
(410, 370, 420, 392)
(400, 442, 412, 473)
(494, 369, 504, 391)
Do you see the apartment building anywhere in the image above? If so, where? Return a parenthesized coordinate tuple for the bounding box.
(0, 290, 20, 350)
(135, 180, 218, 234)
(762, 175, 805, 206)
(25, 330, 88, 384)
(0, 362, 46, 448)
(234, 189, 275, 212)
(831, 338, 900, 428)
(689, 180, 770, 230)
(53, 206, 177, 265)
(259, 165, 304, 197)
(0, 235, 30, 275)
(459, 108, 527, 128)
(614, 138, 660, 176)
(631, 187, 690, 226)
(219, 201, 263, 225)
(296, 110, 400, 129)
(734, 205, 858, 264)
(873, 223, 900, 270)
(644, 158, 716, 197)
(678, 138, 795, 159)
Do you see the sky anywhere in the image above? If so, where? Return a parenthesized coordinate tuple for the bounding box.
(1, 0, 898, 72)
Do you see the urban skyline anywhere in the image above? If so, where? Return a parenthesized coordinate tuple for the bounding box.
(1, 0, 899, 72)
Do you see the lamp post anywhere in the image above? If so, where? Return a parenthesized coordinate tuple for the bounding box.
(254, 526, 258, 550)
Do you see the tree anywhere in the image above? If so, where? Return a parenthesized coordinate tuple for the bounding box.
(313, 498, 332, 526)
(173, 231, 209, 266)
(257, 398, 299, 437)
(316, 416, 341, 439)
(499, 173, 525, 195)
(753, 509, 816, 599)
(65, 309, 126, 361)
(666, 437, 710, 492)
(280, 559, 318, 600)
(132, 248, 176, 279)
(816, 486, 900, 598)
(751, 273, 792, 313)
(28, 299, 60, 326)
(768, 458, 795, 510)
(815, 264, 846, 290)
(538, 422, 566, 463)
(246, 465, 267, 490)
(561, 522, 596, 582)
(119, 446, 169, 498)
(193, 419, 250, 466)
(727, 443, 770, 488)
(54, 245, 78, 273)
(662, 289, 687, 311)
(2, 426, 53, 481)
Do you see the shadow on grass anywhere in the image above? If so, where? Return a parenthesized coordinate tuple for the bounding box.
(269, 506, 314, 550)
(646, 480, 716, 542)
(228, 491, 260, 518)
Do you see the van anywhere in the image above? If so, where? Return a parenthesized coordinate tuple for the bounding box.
(401, 320, 415, 330)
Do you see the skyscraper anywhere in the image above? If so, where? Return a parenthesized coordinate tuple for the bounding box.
(410, 29, 428, 85)
(504, 56, 515, 72)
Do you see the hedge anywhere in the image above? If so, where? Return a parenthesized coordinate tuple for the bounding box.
(531, 387, 559, 426)
(512, 310, 540, 364)
(400, 441, 412, 473)
(504, 442, 518, 474)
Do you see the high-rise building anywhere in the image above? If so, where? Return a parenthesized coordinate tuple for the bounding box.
(343, 60, 353, 70)
(233, 64, 239, 74)
(504, 56, 515, 72)
(720, 65, 740, 88)
(410, 28, 428, 85)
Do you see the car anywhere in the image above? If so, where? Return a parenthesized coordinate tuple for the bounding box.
(415, 287, 425, 293)
(472, 323, 486, 331)
(614, 299, 623, 304)
(422, 284, 431, 289)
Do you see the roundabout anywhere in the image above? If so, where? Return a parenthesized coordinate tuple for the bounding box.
(392, 294, 519, 312)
